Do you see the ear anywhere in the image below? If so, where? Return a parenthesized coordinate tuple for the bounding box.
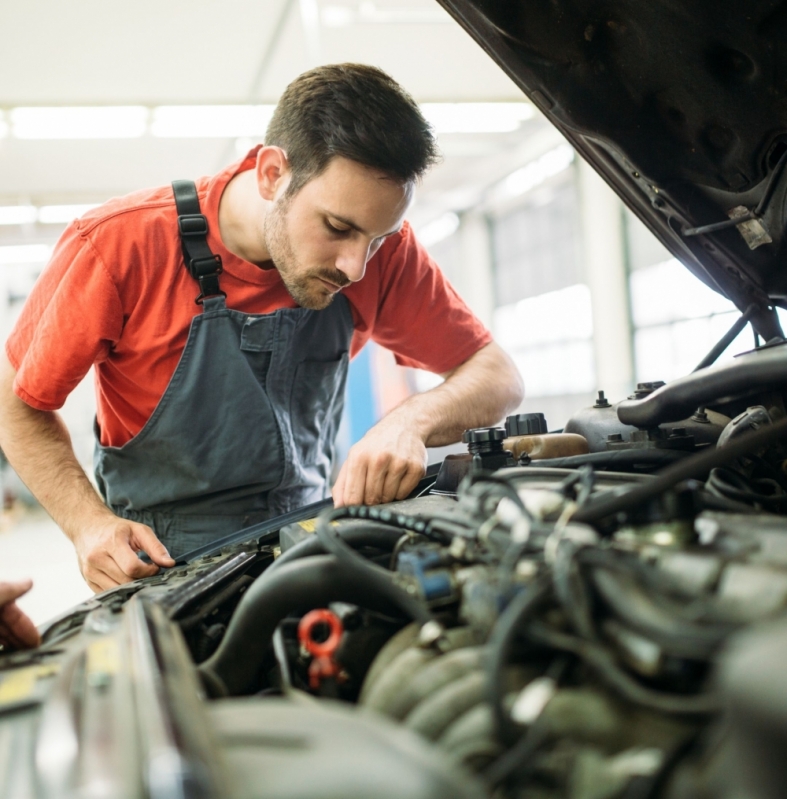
(255, 146, 291, 201)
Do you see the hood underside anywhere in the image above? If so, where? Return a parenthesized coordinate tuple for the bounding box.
(438, 0, 787, 339)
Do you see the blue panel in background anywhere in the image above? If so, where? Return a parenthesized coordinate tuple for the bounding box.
(345, 345, 378, 445)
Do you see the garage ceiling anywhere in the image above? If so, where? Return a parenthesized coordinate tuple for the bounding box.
(0, 0, 551, 248)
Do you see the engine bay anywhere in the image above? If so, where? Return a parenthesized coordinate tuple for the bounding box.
(160, 338, 787, 799)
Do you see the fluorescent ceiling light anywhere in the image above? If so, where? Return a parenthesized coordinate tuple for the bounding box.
(421, 103, 533, 134)
(151, 106, 275, 138)
(0, 112, 8, 139)
(418, 212, 460, 247)
(321, 2, 450, 26)
(0, 206, 37, 225)
(0, 244, 52, 265)
(3, 103, 532, 141)
(38, 204, 99, 224)
(11, 107, 148, 140)
(499, 144, 575, 199)
(322, 4, 355, 26)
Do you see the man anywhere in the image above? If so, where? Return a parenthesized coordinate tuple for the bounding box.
(0, 64, 523, 593)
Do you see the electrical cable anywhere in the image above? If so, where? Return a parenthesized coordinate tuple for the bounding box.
(552, 540, 596, 641)
(316, 507, 434, 625)
(526, 622, 719, 716)
(484, 656, 572, 788)
(576, 547, 741, 627)
(589, 568, 736, 660)
(264, 523, 404, 578)
(463, 473, 530, 513)
(485, 574, 552, 746)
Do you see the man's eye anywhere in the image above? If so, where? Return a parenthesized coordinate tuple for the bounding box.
(326, 221, 349, 235)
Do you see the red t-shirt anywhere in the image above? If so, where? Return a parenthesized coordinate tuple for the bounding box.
(6, 149, 492, 448)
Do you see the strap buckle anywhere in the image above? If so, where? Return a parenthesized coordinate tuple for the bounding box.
(188, 254, 223, 278)
(195, 273, 227, 305)
(178, 214, 209, 237)
(172, 181, 225, 304)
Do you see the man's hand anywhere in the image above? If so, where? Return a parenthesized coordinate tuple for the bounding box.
(0, 579, 41, 651)
(332, 418, 428, 506)
(332, 342, 523, 507)
(73, 514, 176, 593)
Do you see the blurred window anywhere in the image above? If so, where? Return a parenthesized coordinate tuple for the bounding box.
(491, 176, 581, 305)
(490, 171, 594, 399)
(624, 211, 767, 382)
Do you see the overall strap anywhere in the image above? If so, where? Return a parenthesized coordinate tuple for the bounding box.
(172, 180, 225, 304)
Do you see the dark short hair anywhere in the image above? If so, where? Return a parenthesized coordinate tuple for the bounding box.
(265, 63, 440, 195)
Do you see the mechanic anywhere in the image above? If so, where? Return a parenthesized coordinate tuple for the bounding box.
(0, 579, 40, 651)
(0, 64, 523, 593)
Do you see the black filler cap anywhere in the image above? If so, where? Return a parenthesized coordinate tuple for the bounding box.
(462, 427, 506, 449)
(505, 413, 548, 437)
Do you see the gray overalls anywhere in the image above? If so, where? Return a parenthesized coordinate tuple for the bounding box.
(93, 181, 353, 558)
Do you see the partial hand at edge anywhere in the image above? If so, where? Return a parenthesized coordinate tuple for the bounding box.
(73, 515, 176, 593)
(332, 419, 427, 507)
(0, 579, 40, 650)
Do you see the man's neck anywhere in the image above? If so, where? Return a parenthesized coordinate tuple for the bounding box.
(217, 170, 273, 266)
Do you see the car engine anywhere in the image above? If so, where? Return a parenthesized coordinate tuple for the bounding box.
(163, 336, 787, 799)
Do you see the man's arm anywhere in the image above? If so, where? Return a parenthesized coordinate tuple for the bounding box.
(332, 341, 523, 506)
(0, 354, 174, 593)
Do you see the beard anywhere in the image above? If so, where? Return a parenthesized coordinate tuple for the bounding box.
(263, 200, 350, 311)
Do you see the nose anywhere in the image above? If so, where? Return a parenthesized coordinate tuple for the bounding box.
(335, 240, 370, 283)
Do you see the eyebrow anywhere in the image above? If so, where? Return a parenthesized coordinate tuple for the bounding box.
(326, 212, 402, 239)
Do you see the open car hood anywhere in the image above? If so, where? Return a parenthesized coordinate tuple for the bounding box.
(437, 0, 787, 339)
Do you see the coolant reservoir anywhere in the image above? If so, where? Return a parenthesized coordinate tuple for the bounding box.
(503, 413, 589, 460)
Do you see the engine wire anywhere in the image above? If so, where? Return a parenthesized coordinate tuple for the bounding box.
(315, 507, 434, 625)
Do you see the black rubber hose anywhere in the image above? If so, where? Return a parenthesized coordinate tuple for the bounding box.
(531, 449, 687, 471)
(572, 415, 787, 526)
(265, 523, 404, 578)
(486, 575, 553, 746)
(199, 555, 430, 697)
(706, 467, 785, 511)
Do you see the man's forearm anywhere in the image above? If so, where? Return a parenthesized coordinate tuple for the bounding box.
(332, 341, 523, 506)
(0, 355, 174, 591)
(0, 356, 112, 542)
(384, 341, 523, 446)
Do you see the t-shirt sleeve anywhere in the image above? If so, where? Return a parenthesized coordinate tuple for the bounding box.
(6, 223, 123, 411)
(370, 223, 493, 374)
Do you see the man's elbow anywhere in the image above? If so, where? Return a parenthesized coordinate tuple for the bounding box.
(0, 353, 20, 414)
(496, 346, 524, 414)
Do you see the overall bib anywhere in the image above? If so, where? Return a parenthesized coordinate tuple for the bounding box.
(94, 181, 354, 558)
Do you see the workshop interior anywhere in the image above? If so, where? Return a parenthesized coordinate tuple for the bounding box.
(3, 1, 787, 798)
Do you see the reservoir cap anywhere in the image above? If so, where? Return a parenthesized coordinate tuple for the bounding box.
(505, 413, 548, 437)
